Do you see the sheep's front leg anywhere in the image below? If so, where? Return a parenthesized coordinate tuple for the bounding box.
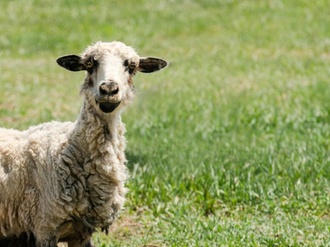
(67, 239, 94, 247)
(36, 237, 57, 247)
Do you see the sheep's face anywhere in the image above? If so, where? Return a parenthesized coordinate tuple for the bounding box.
(57, 41, 167, 114)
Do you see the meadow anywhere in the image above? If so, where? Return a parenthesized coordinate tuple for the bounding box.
(1, 0, 330, 246)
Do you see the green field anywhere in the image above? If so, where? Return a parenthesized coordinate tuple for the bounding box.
(1, 0, 330, 246)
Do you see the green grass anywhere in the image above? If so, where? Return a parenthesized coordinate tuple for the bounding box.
(1, 0, 330, 246)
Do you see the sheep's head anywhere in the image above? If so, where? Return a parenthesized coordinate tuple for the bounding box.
(56, 41, 167, 114)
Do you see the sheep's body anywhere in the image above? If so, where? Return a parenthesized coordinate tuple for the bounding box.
(0, 41, 167, 247)
(0, 118, 125, 245)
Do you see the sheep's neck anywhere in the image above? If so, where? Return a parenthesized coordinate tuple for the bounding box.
(74, 102, 122, 148)
(64, 102, 127, 227)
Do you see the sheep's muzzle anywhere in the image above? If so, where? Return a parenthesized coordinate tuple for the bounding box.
(96, 81, 121, 113)
(95, 101, 121, 113)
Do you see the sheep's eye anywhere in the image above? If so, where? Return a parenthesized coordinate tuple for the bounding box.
(86, 61, 93, 69)
(129, 61, 136, 69)
(124, 60, 136, 74)
(86, 57, 98, 74)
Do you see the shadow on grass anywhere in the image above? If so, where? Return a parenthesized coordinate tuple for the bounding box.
(125, 151, 148, 171)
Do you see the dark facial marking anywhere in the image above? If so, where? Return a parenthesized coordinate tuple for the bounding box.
(88, 76, 94, 87)
(123, 59, 136, 75)
(86, 56, 99, 74)
(128, 76, 134, 86)
(98, 102, 121, 113)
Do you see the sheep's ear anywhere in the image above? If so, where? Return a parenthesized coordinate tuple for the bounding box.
(56, 55, 86, 71)
(138, 57, 168, 73)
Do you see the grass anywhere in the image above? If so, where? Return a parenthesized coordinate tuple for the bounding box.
(1, 0, 330, 246)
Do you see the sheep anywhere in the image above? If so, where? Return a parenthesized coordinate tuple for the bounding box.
(0, 41, 167, 247)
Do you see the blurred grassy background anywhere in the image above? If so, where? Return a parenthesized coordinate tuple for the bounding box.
(1, 0, 330, 246)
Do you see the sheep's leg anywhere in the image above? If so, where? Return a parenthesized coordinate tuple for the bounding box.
(85, 241, 95, 247)
(0, 232, 36, 247)
(66, 241, 94, 247)
(67, 238, 94, 247)
(36, 236, 57, 247)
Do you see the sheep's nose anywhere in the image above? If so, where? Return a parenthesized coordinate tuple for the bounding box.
(99, 81, 119, 96)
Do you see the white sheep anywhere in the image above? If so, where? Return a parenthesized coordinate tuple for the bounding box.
(0, 41, 167, 247)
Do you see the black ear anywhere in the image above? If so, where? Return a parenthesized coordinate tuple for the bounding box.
(138, 57, 168, 73)
(56, 55, 86, 71)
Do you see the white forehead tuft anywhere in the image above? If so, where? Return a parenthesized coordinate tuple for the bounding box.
(81, 41, 139, 62)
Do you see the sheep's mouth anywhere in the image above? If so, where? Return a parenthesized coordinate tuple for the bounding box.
(96, 101, 121, 113)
